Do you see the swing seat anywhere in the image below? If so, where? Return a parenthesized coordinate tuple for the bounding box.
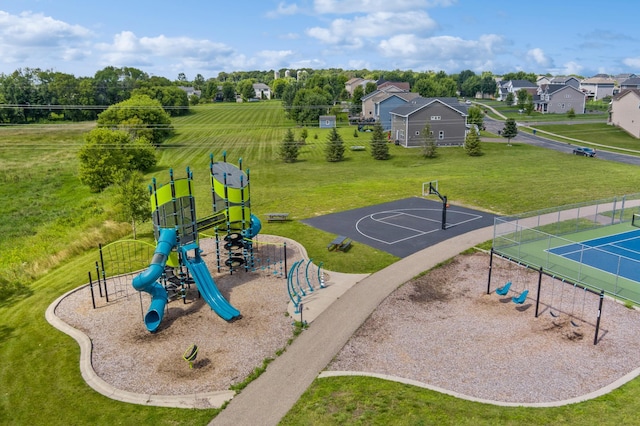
(496, 281, 512, 295)
(512, 289, 529, 305)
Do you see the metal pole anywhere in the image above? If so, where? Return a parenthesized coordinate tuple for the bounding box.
(89, 271, 96, 309)
(283, 242, 287, 280)
(594, 290, 604, 345)
(442, 195, 447, 230)
(486, 248, 494, 295)
(534, 267, 543, 317)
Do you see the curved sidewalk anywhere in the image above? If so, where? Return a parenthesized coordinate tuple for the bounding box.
(210, 225, 495, 425)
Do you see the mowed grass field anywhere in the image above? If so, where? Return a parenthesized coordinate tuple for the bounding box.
(2, 101, 640, 425)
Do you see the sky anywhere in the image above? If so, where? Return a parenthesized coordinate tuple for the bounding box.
(1, 0, 639, 80)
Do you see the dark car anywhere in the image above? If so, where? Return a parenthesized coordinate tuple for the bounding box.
(572, 147, 596, 157)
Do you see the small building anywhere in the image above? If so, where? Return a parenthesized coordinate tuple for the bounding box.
(609, 89, 640, 138)
(253, 83, 271, 100)
(319, 115, 336, 128)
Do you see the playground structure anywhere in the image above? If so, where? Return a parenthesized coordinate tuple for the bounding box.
(131, 153, 264, 331)
(87, 153, 302, 333)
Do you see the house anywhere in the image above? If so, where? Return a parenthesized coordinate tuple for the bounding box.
(319, 115, 336, 129)
(608, 89, 640, 138)
(534, 84, 586, 114)
(549, 76, 581, 89)
(620, 77, 640, 91)
(361, 89, 419, 127)
(580, 76, 616, 100)
(253, 83, 271, 100)
(497, 80, 538, 101)
(615, 73, 637, 86)
(390, 97, 469, 148)
(178, 86, 201, 98)
(345, 77, 375, 97)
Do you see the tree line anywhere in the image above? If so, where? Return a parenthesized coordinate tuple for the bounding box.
(0, 66, 539, 125)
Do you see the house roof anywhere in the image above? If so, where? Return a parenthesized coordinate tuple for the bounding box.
(253, 83, 270, 90)
(581, 77, 615, 85)
(550, 76, 579, 84)
(620, 77, 640, 87)
(612, 88, 640, 101)
(389, 97, 468, 117)
(542, 84, 584, 96)
(346, 77, 364, 85)
(378, 81, 411, 92)
(509, 80, 538, 88)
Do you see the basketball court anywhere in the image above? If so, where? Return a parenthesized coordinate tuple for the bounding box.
(302, 196, 495, 258)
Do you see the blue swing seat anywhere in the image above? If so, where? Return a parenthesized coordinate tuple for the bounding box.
(495, 281, 511, 296)
(512, 289, 529, 304)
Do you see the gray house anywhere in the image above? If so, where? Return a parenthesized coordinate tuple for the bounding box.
(534, 84, 586, 114)
(390, 98, 469, 147)
(319, 115, 336, 128)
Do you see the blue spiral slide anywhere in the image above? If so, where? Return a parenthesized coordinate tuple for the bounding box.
(131, 228, 177, 332)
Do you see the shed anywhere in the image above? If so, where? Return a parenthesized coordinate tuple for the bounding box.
(319, 115, 336, 128)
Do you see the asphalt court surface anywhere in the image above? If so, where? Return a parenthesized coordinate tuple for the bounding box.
(302, 197, 496, 258)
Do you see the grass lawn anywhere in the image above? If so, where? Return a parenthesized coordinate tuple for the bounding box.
(2, 101, 640, 424)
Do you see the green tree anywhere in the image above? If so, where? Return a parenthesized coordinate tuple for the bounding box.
(516, 89, 529, 110)
(300, 128, 308, 143)
(467, 106, 484, 130)
(96, 95, 173, 146)
(350, 85, 364, 115)
(464, 130, 482, 156)
(237, 79, 256, 101)
(325, 127, 345, 162)
(501, 118, 518, 146)
(524, 96, 535, 115)
(505, 92, 515, 106)
(279, 129, 300, 163)
(113, 170, 150, 239)
(222, 82, 236, 102)
(290, 89, 330, 125)
(567, 107, 576, 119)
(422, 124, 437, 158)
(78, 128, 156, 192)
(370, 122, 390, 160)
(78, 128, 133, 192)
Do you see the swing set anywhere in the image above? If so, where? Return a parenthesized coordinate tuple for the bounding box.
(486, 248, 606, 345)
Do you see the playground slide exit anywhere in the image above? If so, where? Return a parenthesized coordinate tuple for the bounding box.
(181, 247, 241, 321)
(131, 228, 177, 332)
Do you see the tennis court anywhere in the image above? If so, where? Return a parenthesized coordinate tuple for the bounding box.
(548, 229, 640, 283)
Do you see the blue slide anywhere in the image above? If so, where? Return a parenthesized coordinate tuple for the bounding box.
(181, 245, 241, 321)
(132, 228, 177, 332)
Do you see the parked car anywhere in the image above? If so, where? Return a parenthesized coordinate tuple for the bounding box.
(572, 147, 596, 157)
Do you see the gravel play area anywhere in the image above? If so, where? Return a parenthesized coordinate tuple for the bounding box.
(53, 240, 640, 405)
(327, 252, 640, 404)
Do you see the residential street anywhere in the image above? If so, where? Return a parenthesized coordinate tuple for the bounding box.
(483, 116, 640, 166)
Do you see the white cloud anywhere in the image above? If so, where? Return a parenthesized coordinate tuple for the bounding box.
(560, 61, 584, 76)
(377, 34, 506, 73)
(313, 0, 456, 14)
(266, 2, 301, 18)
(96, 31, 237, 69)
(527, 48, 551, 67)
(307, 10, 437, 47)
(623, 57, 640, 69)
(0, 11, 93, 65)
(254, 50, 295, 69)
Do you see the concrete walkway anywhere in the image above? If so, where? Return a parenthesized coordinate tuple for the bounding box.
(210, 226, 495, 425)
